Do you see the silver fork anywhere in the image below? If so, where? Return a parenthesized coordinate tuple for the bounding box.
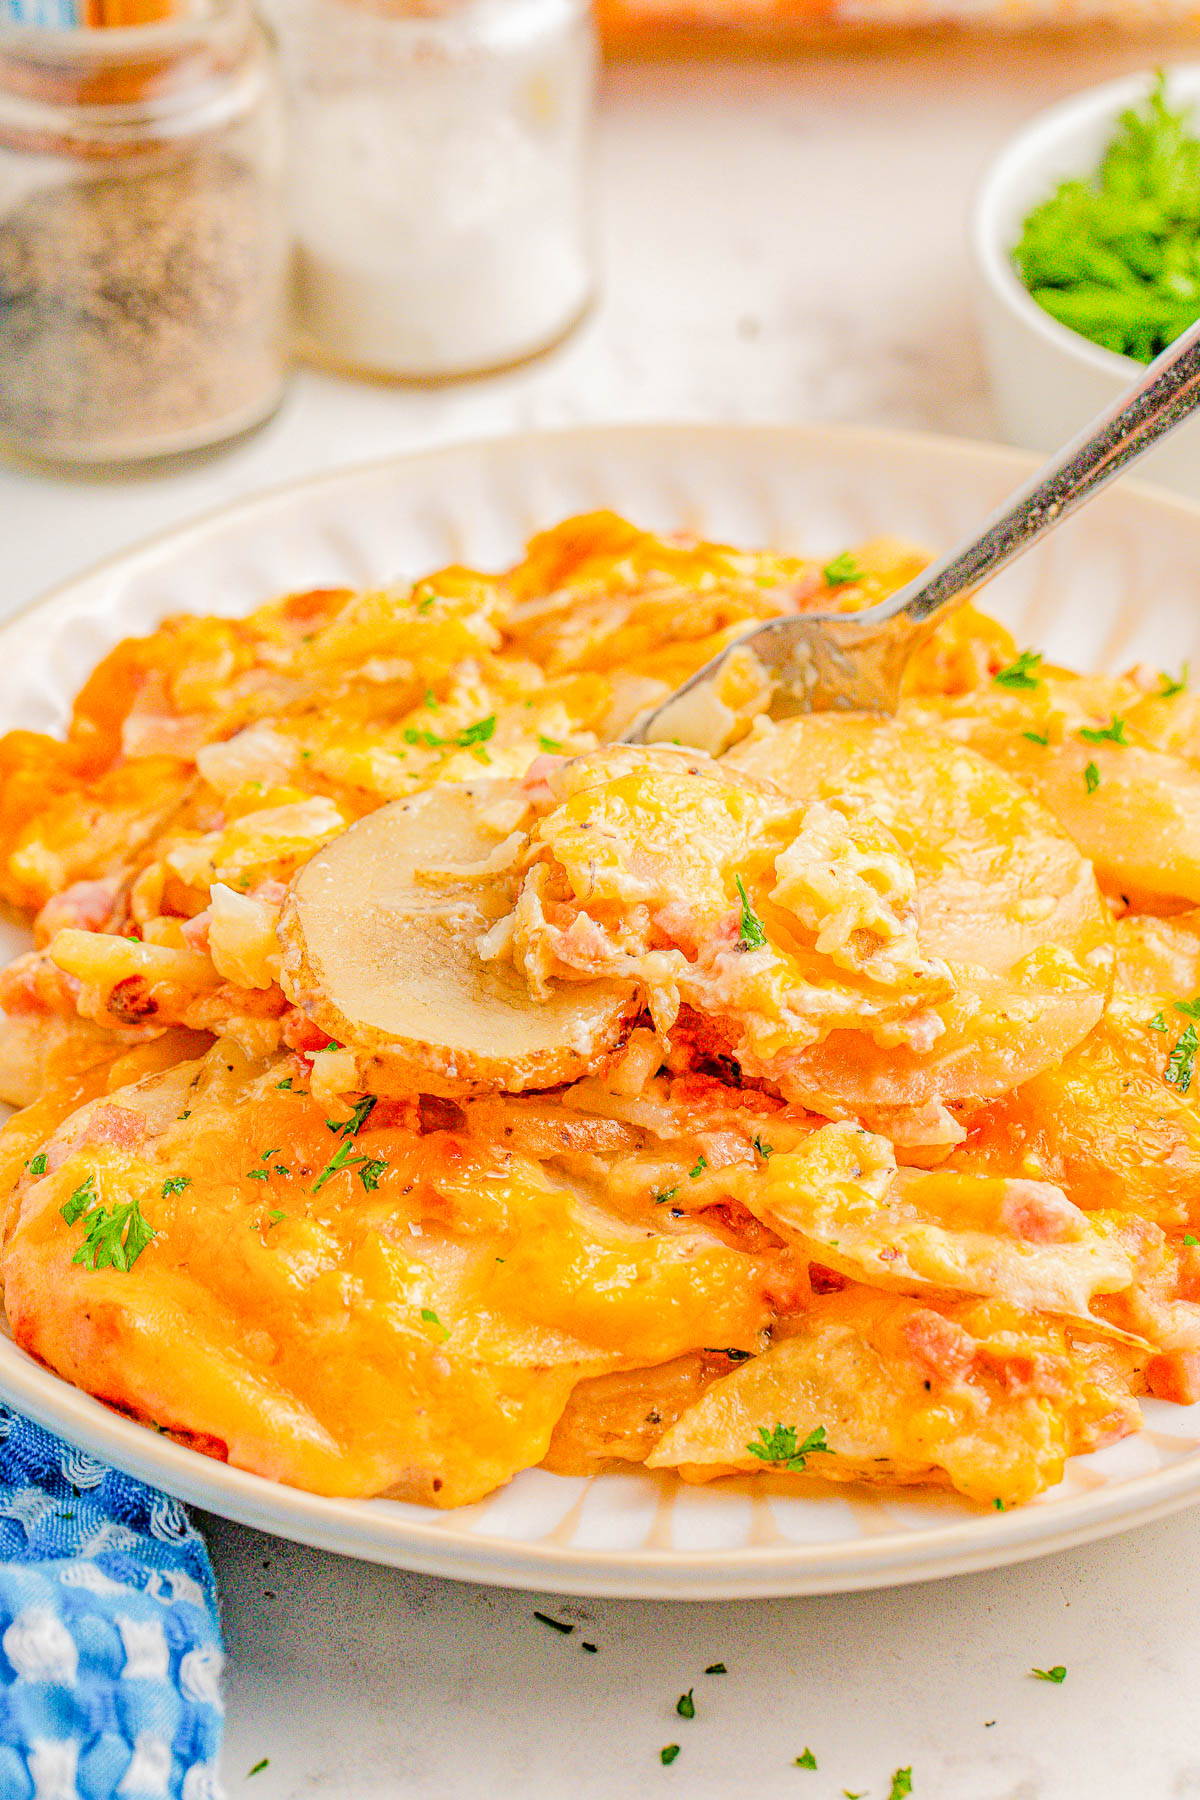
(625, 315, 1200, 742)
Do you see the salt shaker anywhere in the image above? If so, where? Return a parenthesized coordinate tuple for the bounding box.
(272, 0, 597, 380)
(0, 0, 289, 466)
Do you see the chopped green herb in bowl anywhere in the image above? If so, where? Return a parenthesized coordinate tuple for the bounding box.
(1013, 74, 1200, 363)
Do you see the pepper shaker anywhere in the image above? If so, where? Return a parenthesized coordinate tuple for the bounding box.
(0, 0, 290, 465)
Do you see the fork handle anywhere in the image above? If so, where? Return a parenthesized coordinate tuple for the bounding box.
(867, 312, 1200, 632)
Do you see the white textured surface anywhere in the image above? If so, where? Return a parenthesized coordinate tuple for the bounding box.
(4, 26, 1200, 1798)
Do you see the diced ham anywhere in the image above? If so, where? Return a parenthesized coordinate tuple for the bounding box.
(34, 880, 120, 944)
(281, 1010, 335, 1055)
(1146, 1351, 1200, 1406)
(83, 1104, 149, 1151)
(0, 953, 79, 1018)
(902, 1309, 977, 1385)
(181, 911, 211, 953)
(809, 1263, 847, 1295)
(983, 1348, 1070, 1401)
(1000, 1179, 1081, 1245)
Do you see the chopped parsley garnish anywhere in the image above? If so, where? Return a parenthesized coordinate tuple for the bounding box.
(689, 1157, 708, 1179)
(1160, 664, 1189, 697)
(1166, 1023, 1199, 1092)
(823, 552, 864, 587)
(752, 1134, 774, 1160)
(313, 1097, 382, 1191)
(457, 715, 496, 750)
(247, 1168, 269, 1181)
(267, 1210, 286, 1228)
(421, 1306, 450, 1342)
(26, 1153, 47, 1177)
(705, 1662, 727, 1675)
(993, 649, 1043, 690)
(1084, 761, 1101, 794)
(794, 1749, 817, 1769)
(533, 1610, 573, 1634)
(660, 1745, 680, 1766)
(1148, 1012, 1168, 1032)
(1079, 713, 1129, 745)
(311, 1138, 369, 1193)
(889, 1769, 913, 1800)
(69, 1197, 155, 1272)
(1176, 997, 1200, 1019)
(746, 1423, 829, 1472)
(993, 1497, 1006, 1511)
(734, 874, 768, 950)
(248, 1760, 269, 1777)
(414, 588, 436, 615)
(843, 1791, 867, 1798)
(1184, 1233, 1198, 1246)
(1013, 75, 1200, 364)
(1022, 729, 1050, 746)
(60, 1174, 97, 1225)
(537, 734, 565, 753)
(1031, 1665, 1067, 1683)
(403, 727, 443, 749)
(653, 1187, 678, 1206)
(424, 689, 440, 709)
(676, 1690, 695, 1719)
(276, 1077, 293, 1091)
(161, 1175, 191, 1198)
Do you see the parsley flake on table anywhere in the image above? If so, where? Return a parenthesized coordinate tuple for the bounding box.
(993, 649, 1043, 690)
(1031, 1664, 1067, 1683)
(676, 1689, 695, 1719)
(1160, 664, 1190, 697)
(533, 1610, 573, 1634)
(26, 1153, 47, 1176)
(1079, 713, 1129, 745)
(660, 1745, 681, 1766)
(843, 1790, 867, 1798)
(160, 1175, 191, 1198)
(1084, 761, 1101, 794)
(889, 1769, 913, 1800)
(689, 1157, 708, 1179)
(746, 1423, 829, 1472)
(1165, 1023, 1199, 1092)
(704, 1662, 727, 1675)
(823, 551, 864, 587)
(794, 1748, 817, 1769)
(735, 874, 768, 950)
(248, 1760, 269, 1777)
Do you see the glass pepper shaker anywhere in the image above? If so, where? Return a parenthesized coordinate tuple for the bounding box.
(0, 0, 290, 466)
(270, 0, 597, 381)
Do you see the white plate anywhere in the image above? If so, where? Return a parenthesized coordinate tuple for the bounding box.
(4, 421, 1200, 1600)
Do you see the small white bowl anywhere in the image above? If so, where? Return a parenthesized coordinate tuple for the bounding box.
(972, 65, 1200, 500)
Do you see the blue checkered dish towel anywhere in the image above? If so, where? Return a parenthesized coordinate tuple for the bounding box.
(0, 1407, 224, 1800)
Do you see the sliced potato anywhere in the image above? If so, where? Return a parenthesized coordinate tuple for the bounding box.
(279, 780, 638, 1096)
(906, 678, 1200, 905)
(648, 1288, 1140, 1507)
(738, 1120, 1133, 1321)
(726, 716, 1112, 1111)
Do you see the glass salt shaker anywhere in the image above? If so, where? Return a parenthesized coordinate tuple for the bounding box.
(0, 0, 289, 466)
(271, 0, 597, 381)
